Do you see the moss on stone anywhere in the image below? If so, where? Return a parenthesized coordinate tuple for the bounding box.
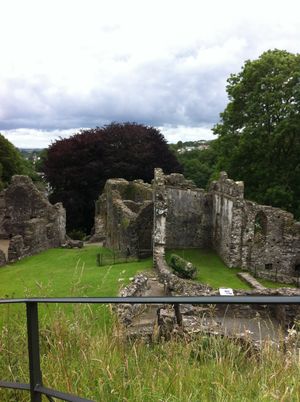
(169, 253, 197, 279)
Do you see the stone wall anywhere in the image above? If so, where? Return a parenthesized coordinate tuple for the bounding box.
(152, 169, 212, 295)
(2, 175, 66, 262)
(210, 172, 244, 267)
(209, 172, 300, 283)
(117, 273, 150, 325)
(0, 249, 6, 266)
(240, 202, 300, 284)
(96, 168, 300, 284)
(165, 173, 212, 248)
(0, 191, 7, 239)
(93, 178, 153, 254)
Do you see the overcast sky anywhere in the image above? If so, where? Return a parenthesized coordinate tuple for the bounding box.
(1, 0, 300, 148)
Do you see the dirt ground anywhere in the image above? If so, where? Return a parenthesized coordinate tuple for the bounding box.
(0, 239, 9, 258)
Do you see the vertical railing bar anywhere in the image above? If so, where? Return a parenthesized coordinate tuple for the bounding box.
(26, 301, 43, 402)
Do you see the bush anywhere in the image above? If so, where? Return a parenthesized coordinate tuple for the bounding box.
(67, 229, 86, 240)
(169, 254, 197, 279)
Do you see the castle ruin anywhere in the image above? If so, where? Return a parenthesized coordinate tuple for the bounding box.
(95, 169, 300, 284)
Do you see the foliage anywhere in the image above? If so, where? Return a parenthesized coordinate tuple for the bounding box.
(213, 49, 300, 219)
(67, 229, 86, 240)
(0, 133, 35, 188)
(169, 253, 197, 279)
(43, 123, 182, 232)
(176, 144, 218, 189)
(34, 148, 48, 172)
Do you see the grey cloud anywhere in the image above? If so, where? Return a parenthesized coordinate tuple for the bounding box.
(0, 47, 233, 132)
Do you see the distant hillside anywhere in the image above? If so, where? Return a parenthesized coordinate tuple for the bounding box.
(169, 140, 211, 154)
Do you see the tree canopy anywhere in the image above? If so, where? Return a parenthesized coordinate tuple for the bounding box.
(213, 49, 300, 219)
(0, 133, 34, 190)
(176, 146, 217, 189)
(43, 123, 182, 232)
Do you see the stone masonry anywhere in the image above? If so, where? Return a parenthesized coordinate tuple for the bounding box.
(210, 172, 300, 283)
(96, 169, 300, 284)
(92, 178, 153, 255)
(0, 175, 66, 264)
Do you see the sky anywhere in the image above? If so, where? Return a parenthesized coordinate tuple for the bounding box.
(1, 0, 300, 148)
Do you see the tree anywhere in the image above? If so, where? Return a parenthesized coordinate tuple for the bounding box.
(43, 123, 182, 232)
(213, 49, 300, 219)
(176, 144, 218, 189)
(0, 133, 34, 190)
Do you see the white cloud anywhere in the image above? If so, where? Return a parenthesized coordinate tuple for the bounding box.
(1, 128, 83, 148)
(1, 0, 300, 147)
(160, 125, 214, 144)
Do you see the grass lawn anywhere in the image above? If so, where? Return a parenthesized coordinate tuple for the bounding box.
(259, 278, 296, 288)
(0, 245, 153, 328)
(166, 248, 251, 289)
(0, 245, 152, 298)
(166, 248, 296, 290)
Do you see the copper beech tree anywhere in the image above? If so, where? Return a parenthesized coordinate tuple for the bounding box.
(43, 123, 182, 233)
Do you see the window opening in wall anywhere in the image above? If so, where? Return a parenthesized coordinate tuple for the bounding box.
(254, 211, 268, 243)
(295, 264, 300, 273)
(265, 263, 273, 270)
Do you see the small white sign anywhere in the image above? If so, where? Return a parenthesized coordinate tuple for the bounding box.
(219, 288, 234, 296)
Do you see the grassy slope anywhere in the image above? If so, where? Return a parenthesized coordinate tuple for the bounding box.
(1, 308, 300, 401)
(1, 248, 299, 400)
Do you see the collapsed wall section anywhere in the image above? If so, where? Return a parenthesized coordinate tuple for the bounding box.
(241, 202, 300, 284)
(93, 178, 153, 255)
(2, 175, 66, 262)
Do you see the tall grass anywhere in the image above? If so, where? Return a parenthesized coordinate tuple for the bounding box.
(1, 303, 300, 402)
(1, 249, 300, 401)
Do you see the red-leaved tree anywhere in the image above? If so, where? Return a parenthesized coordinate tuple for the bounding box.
(43, 123, 182, 232)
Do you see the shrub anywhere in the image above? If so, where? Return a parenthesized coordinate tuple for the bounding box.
(169, 254, 197, 279)
(67, 229, 86, 240)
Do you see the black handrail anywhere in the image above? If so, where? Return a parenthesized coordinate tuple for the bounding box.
(1, 295, 300, 402)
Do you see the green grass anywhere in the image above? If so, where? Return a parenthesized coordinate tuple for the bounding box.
(166, 249, 297, 290)
(0, 245, 153, 328)
(259, 278, 296, 289)
(166, 248, 251, 289)
(1, 306, 300, 402)
(0, 245, 152, 298)
(1, 248, 300, 400)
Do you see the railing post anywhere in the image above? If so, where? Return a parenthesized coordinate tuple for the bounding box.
(26, 302, 42, 402)
(173, 303, 183, 326)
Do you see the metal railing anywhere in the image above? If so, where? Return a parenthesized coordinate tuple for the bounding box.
(96, 248, 152, 266)
(1, 295, 300, 402)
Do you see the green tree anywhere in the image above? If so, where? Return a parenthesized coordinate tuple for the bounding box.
(213, 49, 300, 218)
(0, 133, 34, 188)
(177, 145, 218, 189)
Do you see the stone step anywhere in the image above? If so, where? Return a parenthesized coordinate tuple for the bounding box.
(238, 272, 266, 291)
